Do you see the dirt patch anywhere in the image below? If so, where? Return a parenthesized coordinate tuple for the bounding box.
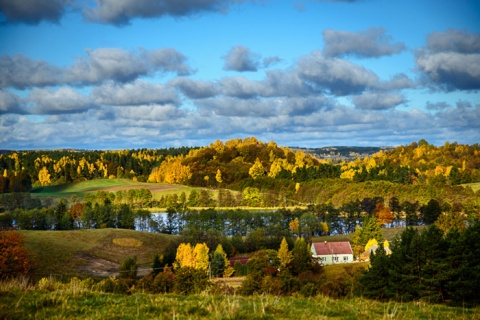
(74, 252, 151, 277)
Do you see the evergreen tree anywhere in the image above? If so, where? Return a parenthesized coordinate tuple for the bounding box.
(289, 238, 312, 275)
(359, 243, 391, 301)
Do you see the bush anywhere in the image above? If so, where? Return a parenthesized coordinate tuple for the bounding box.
(119, 256, 137, 280)
(173, 267, 210, 295)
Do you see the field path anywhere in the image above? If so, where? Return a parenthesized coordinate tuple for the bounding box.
(74, 253, 151, 277)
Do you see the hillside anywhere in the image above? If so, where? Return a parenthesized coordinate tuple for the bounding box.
(21, 229, 178, 278)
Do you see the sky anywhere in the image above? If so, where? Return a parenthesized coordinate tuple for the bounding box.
(0, 0, 479, 150)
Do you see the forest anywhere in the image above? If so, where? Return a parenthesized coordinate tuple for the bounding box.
(1, 137, 480, 309)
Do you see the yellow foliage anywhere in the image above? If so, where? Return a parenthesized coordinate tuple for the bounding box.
(215, 169, 223, 184)
(340, 169, 356, 180)
(249, 157, 265, 180)
(383, 240, 390, 248)
(193, 243, 210, 271)
(278, 237, 292, 269)
(268, 159, 283, 178)
(174, 243, 195, 269)
(38, 167, 51, 186)
(289, 218, 299, 235)
(112, 238, 143, 247)
(365, 238, 378, 252)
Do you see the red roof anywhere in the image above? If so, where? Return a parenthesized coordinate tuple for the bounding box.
(312, 242, 353, 255)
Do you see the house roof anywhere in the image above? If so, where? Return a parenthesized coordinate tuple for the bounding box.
(312, 241, 353, 255)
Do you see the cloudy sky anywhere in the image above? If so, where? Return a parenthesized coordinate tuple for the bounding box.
(1, 0, 479, 150)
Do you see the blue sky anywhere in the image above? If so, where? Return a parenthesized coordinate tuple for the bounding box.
(1, 0, 479, 150)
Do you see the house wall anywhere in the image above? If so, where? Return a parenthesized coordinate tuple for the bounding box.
(316, 254, 353, 265)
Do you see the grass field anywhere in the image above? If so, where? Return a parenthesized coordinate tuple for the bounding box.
(30, 178, 198, 201)
(1, 279, 478, 320)
(21, 229, 177, 278)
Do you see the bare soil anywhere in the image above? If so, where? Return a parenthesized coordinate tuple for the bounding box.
(74, 252, 151, 277)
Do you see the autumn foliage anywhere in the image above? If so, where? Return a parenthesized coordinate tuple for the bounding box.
(0, 230, 30, 279)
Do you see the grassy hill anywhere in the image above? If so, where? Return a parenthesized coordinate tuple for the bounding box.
(30, 178, 197, 201)
(21, 229, 178, 278)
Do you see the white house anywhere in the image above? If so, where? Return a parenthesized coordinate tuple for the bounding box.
(311, 241, 354, 265)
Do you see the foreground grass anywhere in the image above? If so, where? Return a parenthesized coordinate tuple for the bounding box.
(0, 279, 478, 320)
(21, 229, 176, 277)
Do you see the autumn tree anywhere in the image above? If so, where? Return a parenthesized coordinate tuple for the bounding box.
(215, 169, 223, 184)
(277, 237, 292, 270)
(174, 243, 195, 269)
(374, 202, 393, 227)
(38, 166, 51, 186)
(289, 218, 299, 236)
(0, 230, 30, 279)
(193, 243, 210, 271)
(249, 157, 265, 180)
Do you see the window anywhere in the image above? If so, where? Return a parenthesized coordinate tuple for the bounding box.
(333, 256, 339, 262)
(343, 256, 349, 262)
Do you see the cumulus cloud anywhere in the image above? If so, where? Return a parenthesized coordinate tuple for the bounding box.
(223, 46, 261, 72)
(296, 51, 378, 95)
(91, 80, 178, 106)
(28, 87, 93, 114)
(416, 29, 480, 91)
(377, 73, 415, 90)
(0, 90, 24, 114)
(115, 104, 185, 121)
(0, 54, 63, 89)
(0, 0, 70, 24)
(426, 101, 450, 110)
(352, 92, 405, 110)
(169, 78, 218, 99)
(68, 48, 191, 85)
(196, 96, 334, 117)
(427, 29, 480, 54)
(322, 27, 405, 58)
(84, 0, 249, 25)
(0, 48, 191, 89)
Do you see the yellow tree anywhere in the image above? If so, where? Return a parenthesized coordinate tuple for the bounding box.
(215, 169, 223, 184)
(365, 238, 378, 252)
(173, 243, 195, 269)
(38, 166, 51, 186)
(249, 157, 265, 180)
(277, 237, 292, 270)
(193, 243, 210, 271)
(289, 218, 299, 236)
(268, 158, 283, 178)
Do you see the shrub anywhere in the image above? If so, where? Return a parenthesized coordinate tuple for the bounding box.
(119, 256, 137, 280)
(173, 267, 210, 295)
(0, 230, 30, 279)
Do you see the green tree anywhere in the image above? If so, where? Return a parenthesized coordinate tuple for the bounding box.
(421, 199, 442, 224)
(210, 252, 225, 278)
(289, 238, 312, 275)
(119, 256, 137, 279)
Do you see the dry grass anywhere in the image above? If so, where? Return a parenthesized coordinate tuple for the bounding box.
(112, 238, 143, 247)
